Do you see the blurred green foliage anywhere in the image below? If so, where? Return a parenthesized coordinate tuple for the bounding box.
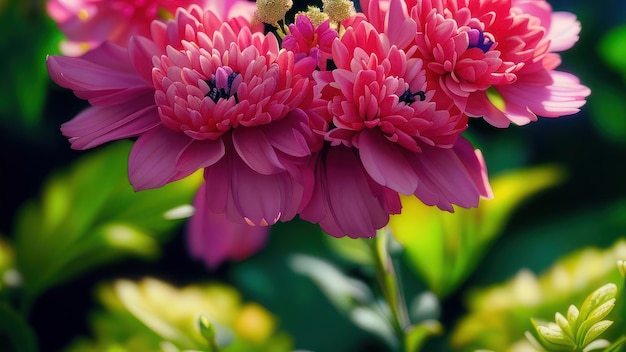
(0, 0, 625, 351)
(388, 166, 565, 298)
(10, 141, 201, 311)
(65, 278, 292, 352)
(0, 1, 62, 130)
(452, 239, 626, 352)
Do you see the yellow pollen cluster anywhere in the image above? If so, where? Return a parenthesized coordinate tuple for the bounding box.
(77, 8, 89, 21)
(322, 0, 355, 23)
(255, 0, 293, 27)
(298, 6, 329, 27)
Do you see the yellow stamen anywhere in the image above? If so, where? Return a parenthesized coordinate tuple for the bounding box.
(78, 8, 89, 22)
(298, 6, 329, 27)
(322, 0, 355, 24)
(255, 0, 293, 27)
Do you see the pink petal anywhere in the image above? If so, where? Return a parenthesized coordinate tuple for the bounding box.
(129, 125, 225, 190)
(188, 183, 269, 269)
(204, 153, 303, 226)
(357, 129, 418, 195)
(387, 0, 416, 49)
(411, 137, 492, 211)
(547, 12, 581, 52)
(262, 109, 312, 158)
(47, 42, 146, 91)
(232, 127, 285, 175)
(128, 36, 161, 84)
(230, 158, 301, 225)
(465, 90, 529, 127)
(498, 70, 590, 118)
(61, 92, 161, 149)
(300, 147, 399, 238)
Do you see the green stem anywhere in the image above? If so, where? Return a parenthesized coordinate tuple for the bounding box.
(366, 229, 411, 351)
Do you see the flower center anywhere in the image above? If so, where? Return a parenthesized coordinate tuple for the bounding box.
(205, 67, 242, 104)
(467, 28, 494, 53)
(398, 88, 426, 105)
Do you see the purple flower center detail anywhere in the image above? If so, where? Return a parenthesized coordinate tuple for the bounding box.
(205, 67, 242, 104)
(399, 88, 426, 105)
(467, 28, 494, 53)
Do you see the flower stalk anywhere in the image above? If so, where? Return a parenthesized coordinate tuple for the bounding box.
(366, 229, 411, 351)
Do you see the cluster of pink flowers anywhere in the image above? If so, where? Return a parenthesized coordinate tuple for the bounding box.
(47, 0, 590, 268)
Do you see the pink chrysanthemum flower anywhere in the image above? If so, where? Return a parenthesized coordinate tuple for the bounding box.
(282, 14, 338, 71)
(405, 0, 590, 127)
(188, 183, 269, 269)
(47, 0, 259, 55)
(300, 20, 492, 238)
(47, 6, 320, 227)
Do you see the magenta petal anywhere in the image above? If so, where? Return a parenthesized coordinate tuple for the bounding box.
(47, 42, 146, 91)
(358, 129, 418, 195)
(300, 147, 397, 238)
(230, 155, 300, 225)
(499, 70, 590, 118)
(203, 157, 232, 215)
(188, 183, 269, 270)
(177, 138, 225, 174)
(128, 35, 161, 84)
(204, 153, 302, 226)
(466, 90, 535, 127)
(129, 126, 224, 190)
(61, 93, 160, 150)
(386, 0, 416, 48)
(232, 127, 285, 175)
(262, 110, 312, 158)
(411, 137, 491, 211)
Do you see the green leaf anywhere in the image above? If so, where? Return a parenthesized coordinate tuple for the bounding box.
(323, 235, 373, 266)
(452, 239, 626, 352)
(579, 284, 617, 323)
(0, 2, 63, 129)
(580, 320, 613, 348)
(0, 303, 37, 352)
(232, 221, 384, 352)
(288, 254, 374, 311)
(288, 253, 397, 347)
(535, 324, 576, 350)
(67, 278, 293, 352)
(554, 312, 574, 342)
(588, 85, 626, 145)
(598, 25, 626, 80)
(602, 336, 626, 352)
(582, 339, 610, 352)
(404, 320, 442, 352)
(13, 141, 201, 308)
(567, 305, 580, 331)
(388, 166, 564, 297)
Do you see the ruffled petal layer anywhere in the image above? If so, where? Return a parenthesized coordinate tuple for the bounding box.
(300, 147, 401, 238)
(411, 137, 492, 211)
(129, 125, 225, 190)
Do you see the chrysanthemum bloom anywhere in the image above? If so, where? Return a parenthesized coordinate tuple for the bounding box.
(47, 6, 320, 227)
(282, 13, 338, 71)
(300, 19, 492, 238)
(47, 0, 259, 55)
(188, 184, 269, 269)
(406, 0, 590, 127)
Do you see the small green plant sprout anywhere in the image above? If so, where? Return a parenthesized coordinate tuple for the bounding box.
(198, 314, 219, 352)
(526, 283, 618, 351)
